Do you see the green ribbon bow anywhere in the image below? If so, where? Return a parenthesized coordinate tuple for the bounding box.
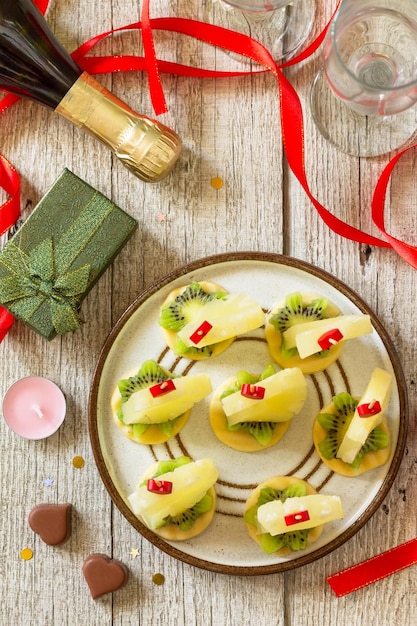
(0, 238, 91, 334)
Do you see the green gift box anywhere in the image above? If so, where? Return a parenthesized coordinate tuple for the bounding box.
(0, 168, 137, 339)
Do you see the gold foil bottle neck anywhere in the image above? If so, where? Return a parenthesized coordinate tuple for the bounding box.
(55, 72, 181, 182)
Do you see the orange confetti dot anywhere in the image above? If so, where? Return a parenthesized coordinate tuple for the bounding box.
(211, 176, 224, 190)
(152, 573, 165, 585)
(20, 548, 33, 561)
(72, 455, 85, 469)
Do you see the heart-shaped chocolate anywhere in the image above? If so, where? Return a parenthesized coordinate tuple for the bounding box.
(82, 553, 129, 599)
(28, 503, 72, 546)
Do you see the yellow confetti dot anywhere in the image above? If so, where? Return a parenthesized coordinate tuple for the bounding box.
(210, 176, 224, 190)
(152, 573, 165, 586)
(20, 548, 33, 561)
(72, 455, 85, 469)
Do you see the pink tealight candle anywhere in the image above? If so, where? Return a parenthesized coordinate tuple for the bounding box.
(2, 377, 66, 440)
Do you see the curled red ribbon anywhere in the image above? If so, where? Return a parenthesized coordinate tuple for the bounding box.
(78, 5, 414, 256)
(0, 0, 416, 344)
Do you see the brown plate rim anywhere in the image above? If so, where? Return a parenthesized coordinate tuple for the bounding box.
(88, 251, 408, 576)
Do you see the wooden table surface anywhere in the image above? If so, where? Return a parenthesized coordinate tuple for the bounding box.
(1, 1, 416, 624)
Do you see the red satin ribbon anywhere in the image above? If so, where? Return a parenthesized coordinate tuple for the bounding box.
(0, 154, 20, 237)
(327, 536, 417, 596)
(372, 145, 417, 270)
(0, 306, 14, 341)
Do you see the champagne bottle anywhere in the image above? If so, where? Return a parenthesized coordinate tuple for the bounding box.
(0, 0, 181, 182)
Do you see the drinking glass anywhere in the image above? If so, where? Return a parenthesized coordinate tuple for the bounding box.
(202, 0, 316, 61)
(310, 0, 417, 157)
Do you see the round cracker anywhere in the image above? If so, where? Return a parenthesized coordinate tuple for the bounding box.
(151, 487, 217, 541)
(312, 400, 391, 477)
(244, 476, 323, 556)
(159, 280, 235, 360)
(135, 462, 217, 541)
(111, 367, 190, 445)
(265, 292, 343, 374)
(209, 375, 290, 452)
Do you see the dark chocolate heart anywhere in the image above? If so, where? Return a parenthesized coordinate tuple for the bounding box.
(82, 553, 129, 599)
(28, 503, 72, 546)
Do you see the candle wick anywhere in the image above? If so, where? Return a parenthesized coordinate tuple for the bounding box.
(33, 404, 44, 419)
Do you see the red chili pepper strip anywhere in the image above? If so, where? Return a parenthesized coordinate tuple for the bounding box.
(318, 328, 344, 351)
(147, 479, 173, 494)
(189, 321, 213, 345)
(357, 400, 382, 418)
(240, 384, 266, 400)
(284, 510, 310, 526)
(149, 379, 176, 398)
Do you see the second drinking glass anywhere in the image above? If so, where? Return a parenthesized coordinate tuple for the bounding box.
(310, 0, 417, 157)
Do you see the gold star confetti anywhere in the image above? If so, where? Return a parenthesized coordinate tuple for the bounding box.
(211, 176, 224, 190)
(152, 573, 165, 585)
(130, 548, 140, 558)
(72, 455, 85, 469)
(20, 548, 33, 561)
(157, 213, 166, 222)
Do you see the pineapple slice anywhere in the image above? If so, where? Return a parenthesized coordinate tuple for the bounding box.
(127, 458, 218, 530)
(121, 373, 212, 424)
(256, 494, 343, 536)
(336, 368, 392, 464)
(283, 314, 373, 359)
(221, 367, 307, 427)
(177, 293, 264, 348)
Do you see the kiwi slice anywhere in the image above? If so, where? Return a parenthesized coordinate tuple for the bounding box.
(159, 281, 225, 331)
(140, 457, 191, 488)
(159, 282, 228, 358)
(154, 456, 191, 477)
(269, 292, 329, 359)
(315, 391, 390, 473)
(163, 493, 213, 531)
(210, 368, 291, 453)
(265, 292, 343, 374)
(117, 360, 171, 401)
(244, 482, 312, 554)
(116, 360, 182, 435)
(220, 365, 281, 446)
(317, 392, 358, 460)
(173, 336, 214, 359)
(159, 281, 236, 361)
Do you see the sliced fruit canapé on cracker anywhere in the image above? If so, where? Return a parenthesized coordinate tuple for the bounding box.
(244, 476, 344, 556)
(127, 456, 218, 541)
(313, 368, 392, 477)
(265, 292, 373, 374)
(209, 364, 307, 452)
(158, 281, 265, 360)
(111, 360, 212, 445)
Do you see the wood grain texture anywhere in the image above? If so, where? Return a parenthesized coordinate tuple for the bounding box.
(1, 1, 416, 625)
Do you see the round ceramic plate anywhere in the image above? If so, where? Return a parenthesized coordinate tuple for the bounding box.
(88, 252, 407, 575)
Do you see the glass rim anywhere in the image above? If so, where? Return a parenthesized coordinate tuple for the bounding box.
(328, 4, 417, 93)
(220, 0, 291, 11)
